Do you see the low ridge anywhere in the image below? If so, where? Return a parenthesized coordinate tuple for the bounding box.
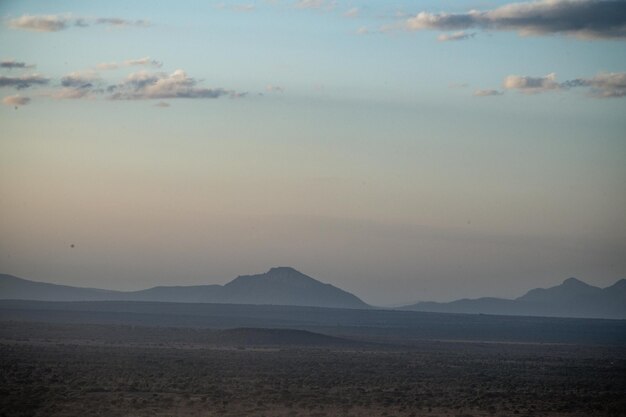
(400, 277, 626, 319)
(0, 268, 370, 310)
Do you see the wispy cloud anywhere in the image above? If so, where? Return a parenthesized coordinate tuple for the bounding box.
(7, 14, 151, 32)
(233, 4, 256, 12)
(8, 14, 69, 32)
(0, 73, 49, 89)
(295, 0, 337, 11)
(563, 72, 626, 97)
(1, 60, 35, 69)
(94, 17, 149, 28)
(266, 84, 284, 93)
(2, 94, 31, 106)
(108, 69, 235, 100)
(96, 57, 163, 71)
(474, 89, 504, 97)
(404, 0, 626, 40)
(437, 31, 475, 42)
(487, 71, 626, 98)
(215, 3, 256, 12)
(344, 7, 360, 18)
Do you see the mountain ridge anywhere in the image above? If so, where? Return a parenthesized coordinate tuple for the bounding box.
(0, 268, 369, 310)
(1, 271, 624, 319)
(400, 277, 626, 319)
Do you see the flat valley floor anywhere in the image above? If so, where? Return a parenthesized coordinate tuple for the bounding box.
(1, 321, 625, 417)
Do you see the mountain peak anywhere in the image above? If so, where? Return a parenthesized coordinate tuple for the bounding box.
(561, 277, 589, 287)
(267, 266, 300, 275)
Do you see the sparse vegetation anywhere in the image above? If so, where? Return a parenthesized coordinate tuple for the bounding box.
(1, 321, 625, 416)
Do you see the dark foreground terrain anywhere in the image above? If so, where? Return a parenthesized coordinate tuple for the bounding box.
(1, 320, 625, 417)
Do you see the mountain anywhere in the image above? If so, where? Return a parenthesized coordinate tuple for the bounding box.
(400, 278, 626, 319)
(0, 273, 120, 302)
(0, 267, 370, 309)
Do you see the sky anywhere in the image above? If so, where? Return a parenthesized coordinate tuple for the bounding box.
(1, 0, 625, 306)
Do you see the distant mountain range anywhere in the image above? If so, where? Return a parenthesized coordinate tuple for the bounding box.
(400, 277, 626, 319)
(1, 269, 624, 319)
(0, 267, 369, 309)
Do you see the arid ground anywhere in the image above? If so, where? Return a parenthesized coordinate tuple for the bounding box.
(1, 320, 625, 417)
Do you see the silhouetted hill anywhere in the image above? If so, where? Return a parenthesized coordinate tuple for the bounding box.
(0, 274, 119, 302)
(0, 321, 358, 348)
(401, 278, 626, 319)
(215, 327, 355, 347)
(0, 268, 370, 309)
(219, 267, 368, 308)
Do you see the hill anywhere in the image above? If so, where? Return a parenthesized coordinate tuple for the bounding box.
(0, 267, 370, 309)
(400, 278, 626, 319)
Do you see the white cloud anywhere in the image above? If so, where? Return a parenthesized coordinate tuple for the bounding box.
(108, 69, 233, 100)
(51, 88, 94, 100)
(8, 14, 69, 32)
(7, 14, 151, 32)
(2, 95, 31, 106)
(96, 57, 163, 71)
(503, 73, 561, 93)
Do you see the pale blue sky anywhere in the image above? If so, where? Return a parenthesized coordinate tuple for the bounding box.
(1, 0, 625, 304)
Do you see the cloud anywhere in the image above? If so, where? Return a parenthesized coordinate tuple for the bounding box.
(95, 18, 150, 28)
(7, 14, 151, 32)
(8, 14, 69, 32)
(214, 3, 255, 12)
(503, 73, 561, 93)
(344, 7, 360, 18)
(492, 71, 626, 98)
(474, 89, 504, 96)
(96, 57, 163, 71)
(0, 73, 49, 89)
(60, 71, 99, 88)
(51, 88, 94, 100)
(437, 31, 476, 42)
(266, 84, 284, 93)
(3, 95, 31, 106)
(405, 0, 626, 40)
(108, 69, 233, 100)
(1, 60, 35, 69)
(295, 0, 336, 11)
(233, 4, 256, 12)
(125, 57, 162, 68)
(356, 26, 370, 35)
(49, 71, 101, 99)
(565, 72, 626, 97)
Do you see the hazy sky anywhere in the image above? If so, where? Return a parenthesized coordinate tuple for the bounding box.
(1, 0, 625, 305)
